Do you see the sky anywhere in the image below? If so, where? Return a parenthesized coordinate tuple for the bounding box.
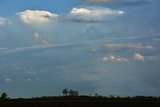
(0, 0, 160, 98)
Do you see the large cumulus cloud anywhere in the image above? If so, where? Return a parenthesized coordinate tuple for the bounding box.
(16, 10, 58, 25)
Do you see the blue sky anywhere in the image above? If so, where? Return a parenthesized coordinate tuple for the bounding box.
(0, 0, 82, 16)
(0, 0, 160, 98)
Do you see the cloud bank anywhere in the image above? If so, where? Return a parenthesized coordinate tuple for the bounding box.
(17, 10, 58, 25)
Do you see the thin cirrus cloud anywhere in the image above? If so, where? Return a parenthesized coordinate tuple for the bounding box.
(82, 0, 117, 4)
(16, 10, 58, 25)
(16, 6, 124, 25)
(0, 42, 91, 54)
(82, 0, 148, 6)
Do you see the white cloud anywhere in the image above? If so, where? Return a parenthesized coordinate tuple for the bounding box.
(33, 32, 41, 41)
(16, 8, 123, 24)
(0, 17, 10, 26)
(69, 6, 124, 21)
(5, 78, 11, 83)
(82, 0, 115, 3)
(101, 55, 129, 63)
(102, 43, 153, 51)
(27, 78, 31, 82)
(33, 32, 49, 45)
(134, 53, 144, 62)
(17, 10, 58, 25)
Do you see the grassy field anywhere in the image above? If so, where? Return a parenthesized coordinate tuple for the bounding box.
(0, 96, 160, 107)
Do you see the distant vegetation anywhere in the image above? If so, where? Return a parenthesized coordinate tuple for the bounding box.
(0, 92, 8, 100)
(62, 88, 79, 96)
(0, 90, 160, 107)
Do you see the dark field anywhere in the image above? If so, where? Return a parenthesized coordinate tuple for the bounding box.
(0, 96, 160, 107)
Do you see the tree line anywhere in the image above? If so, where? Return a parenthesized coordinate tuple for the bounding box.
(62, 88, 79, 96)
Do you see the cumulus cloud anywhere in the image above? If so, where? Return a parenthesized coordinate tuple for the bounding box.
(101, 55, 129, 63)
(69, 6, 124, 22)
(16, 7, 123, 24)
(17, 10, 58, 25)
(134, 53, 144, 62)
(0, 17, 10, 26)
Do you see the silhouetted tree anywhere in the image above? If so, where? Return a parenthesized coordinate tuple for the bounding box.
(95, 93, 98, 97)
(69, 90, 79, 96)
(69, 90, 74, 96)
(72, 91, 79, 96)
(1, 92, 8, 99)
(62, 88, 69, 96)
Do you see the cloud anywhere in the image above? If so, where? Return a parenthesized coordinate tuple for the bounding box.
(82, 0, 148, 6)
(33, 32, 49, 45)
(68, 6, 124, 22)
(100, 43, 153, 52)
(27, 78, 31, 82)
(16, 7, 123, 24)
(133, 53, 144, 62)
(0, 17, 10, 26)
(17, 10, 58, 25)
(146, 56, 160, 61)
(5, 78, 11, 83)
(82, 0, 117, 4)
(101, 55, 129, 63)
(0, 42, 91, 54)
(33, 32, 41, 41)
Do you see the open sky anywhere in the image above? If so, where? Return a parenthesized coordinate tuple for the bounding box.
(0, 0, 160, 98)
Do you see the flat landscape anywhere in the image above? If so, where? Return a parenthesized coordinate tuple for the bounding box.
(1, 96, 160, 107)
